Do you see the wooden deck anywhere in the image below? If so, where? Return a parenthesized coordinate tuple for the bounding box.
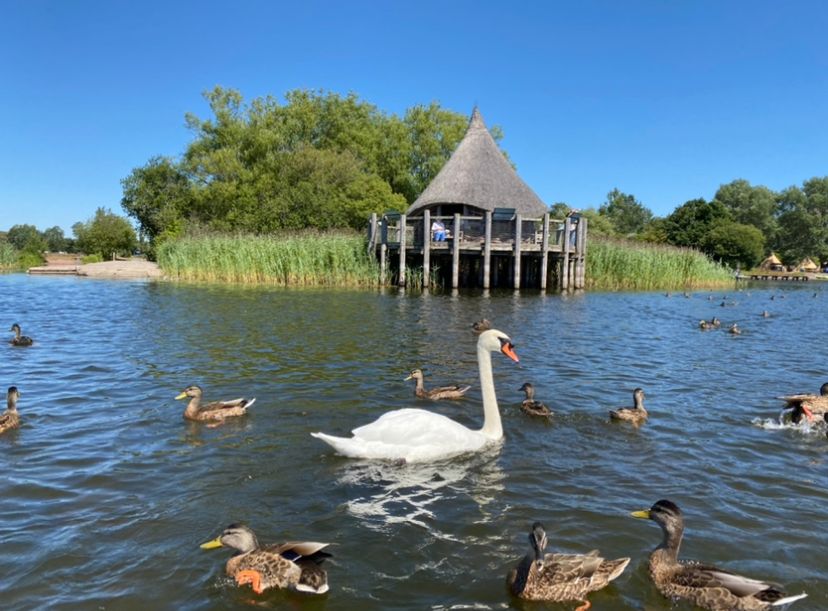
(368, 210, 587, 291)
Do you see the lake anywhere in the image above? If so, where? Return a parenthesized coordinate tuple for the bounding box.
(1, 274, 826, 610)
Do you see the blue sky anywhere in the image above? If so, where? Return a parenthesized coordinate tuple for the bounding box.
(2, 0, 827, 234)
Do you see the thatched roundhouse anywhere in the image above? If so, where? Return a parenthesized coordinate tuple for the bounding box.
(406, 108, 548, 218)
(759, 253, 785, 272)
(798, 257, 819, 272)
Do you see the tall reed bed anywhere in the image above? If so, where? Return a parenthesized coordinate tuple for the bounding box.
(586, 238, 733, 291)
(0, 242, 17, 270)
(157, 231, 380, 286)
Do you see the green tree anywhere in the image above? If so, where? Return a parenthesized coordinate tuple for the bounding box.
(637, 218, 668, 243)
(713, 179, 778, 242)
(73, 208, 137, 258)
(6, 224, 46, 253)
(121, 156, 192, 245)
(776, 177, 828, 263)
(663, 198, 732, 248)
(549, 202, 572, 218)
(42, 226, 68, 252)
(700, 221, 765, 269)
(598, 189, 653, 235)
(580, 208, 616, 237)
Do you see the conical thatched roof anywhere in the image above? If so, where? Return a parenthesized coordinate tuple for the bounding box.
(406, 108, 548, 217)
(798, 257, 818, 271)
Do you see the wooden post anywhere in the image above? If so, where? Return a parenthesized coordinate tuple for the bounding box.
(483, 211, 492, 289)
(576, 216, 588, 289)
(561, 216, 571, 291)
(367, 212, 377, 258)
(379, 217, 387, 285)
(423, 209, 431, 289)
(451, 212, 460, 289)
(513, 213, 522, 289)
(540, 213, 550, 291)
(398, 213, 407, 287)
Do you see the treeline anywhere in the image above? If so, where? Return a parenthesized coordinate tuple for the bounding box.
(1, 208, 138, 270)
(121, 87, 485, 253)
(562, 179, 828, 269)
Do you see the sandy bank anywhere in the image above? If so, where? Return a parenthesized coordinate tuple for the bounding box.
(77, 259, 163, 279)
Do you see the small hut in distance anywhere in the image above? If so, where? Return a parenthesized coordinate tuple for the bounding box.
(369, 108, 587, 291)
(759, 253, 785, 272)
(797, 257, 819, 272)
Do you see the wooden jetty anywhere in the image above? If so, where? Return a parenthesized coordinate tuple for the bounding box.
(743, 273, 810, 282)
(369, 210, 587, 290)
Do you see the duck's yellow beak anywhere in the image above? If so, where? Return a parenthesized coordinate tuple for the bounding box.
(200, 537, 223, 549)
(175, 392, 188, 400)
(630, 510, 651, 519)
(404, 374, 413, 381)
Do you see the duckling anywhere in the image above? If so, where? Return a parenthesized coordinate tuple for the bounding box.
(200, 523, 330, 594)
(779, 382, 828, 423)
(609, 388, 647, 426)
(507, 521, 629, 610)
(175, 385, 255, 424)
(405, 369, 470, 400)
(518, 383, 552, 418)
(0, 386, 21, 434)
(728, 323, 742, 335)
(9, 323, 33, 346)
(631, 500, 807, 611)
(699, 317, 721, 330)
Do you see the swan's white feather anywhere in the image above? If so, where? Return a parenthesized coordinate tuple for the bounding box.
(311, 408, 489, 462)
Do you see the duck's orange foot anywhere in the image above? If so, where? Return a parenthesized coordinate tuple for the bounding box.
(574, 600, 591, 611)
(236, 569, 264, 594)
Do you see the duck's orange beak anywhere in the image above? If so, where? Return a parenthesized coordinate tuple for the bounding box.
(501, 342, 519, 363)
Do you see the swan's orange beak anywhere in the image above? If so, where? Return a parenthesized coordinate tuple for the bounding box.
(501, 342, 519, 363)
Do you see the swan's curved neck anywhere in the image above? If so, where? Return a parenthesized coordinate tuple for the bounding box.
(478, 343, 502, 440)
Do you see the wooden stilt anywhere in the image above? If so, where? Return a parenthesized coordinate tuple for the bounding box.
(540, 213, 549, 291)
(423, 209, 431, 289)
(513, 213, 522, 289)
(398, 213, 407, 287)
(451, 212, 460, 289)
(483, 211, 492, 289)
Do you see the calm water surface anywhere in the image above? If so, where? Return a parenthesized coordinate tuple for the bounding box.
(1, 275, 826, 610)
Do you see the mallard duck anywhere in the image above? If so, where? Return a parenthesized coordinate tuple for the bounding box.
(631, 500, 807, 611)
(0, 386, 21, 434)
(779, 382, 828, 423)
(507, 521, 629, 610)
(175, 385, 255, 424)
(609, 388, 647, 426)
(9, 323, 33, 346)
(518, 383, 553, 418)
(405, 369, 471, 400)
(728, 323, 742, 335)
(699, 318, 721, 330)
(200, 523, 330, 594)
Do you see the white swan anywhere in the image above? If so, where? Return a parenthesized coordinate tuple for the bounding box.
(311, 328, 519, 463)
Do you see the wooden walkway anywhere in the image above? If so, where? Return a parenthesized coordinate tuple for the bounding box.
(368, 210, 587, 291)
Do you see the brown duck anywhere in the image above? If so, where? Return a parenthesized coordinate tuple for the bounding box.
(405, 369, 470, 400)
(9, 323, 33, 346)
(779, 382, 828, 423)
(518, 383, 553, 418)
(175, 385, 255, 424)
(507, 521, 629, 610)
(609, 388, 647, 426)
(631, 500, 806, 611)
(0, 386, 21, 434)
(200, 523, 330, 594)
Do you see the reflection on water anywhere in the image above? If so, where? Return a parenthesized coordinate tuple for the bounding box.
(1, 275, 827, 609)
(339, 445, 504, 534)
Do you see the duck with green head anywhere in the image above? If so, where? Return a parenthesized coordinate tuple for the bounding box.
(631, 499, 807, 610)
